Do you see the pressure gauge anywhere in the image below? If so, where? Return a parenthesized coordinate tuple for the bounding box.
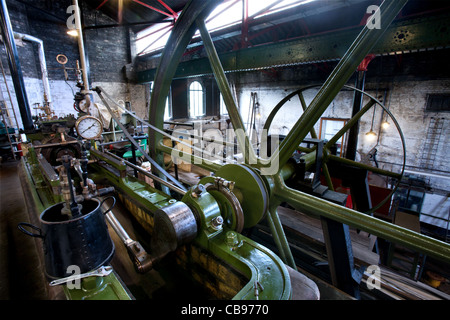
(75, 115, 103, 140)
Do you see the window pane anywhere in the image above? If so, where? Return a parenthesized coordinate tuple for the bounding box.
(164, 97, 171, 120)
(150, 81, 171, 120)
(195, 0, 242, 36)
(136, 0, 318, 55)
(136, 22, 173, 55)
(189, 81, 204, 117)
(220, 94, 228, 115)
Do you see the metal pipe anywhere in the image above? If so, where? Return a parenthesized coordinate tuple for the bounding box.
(95, 87, 187, 192)
(104, 150, 187, 195)
(14, 32, 52, 108)
(32, 140, 79, 149)
(105, 210, 133, 245)
(72, 0, 90, 92)
(0, 0, 33, 131)
(101, 199, 155, 273)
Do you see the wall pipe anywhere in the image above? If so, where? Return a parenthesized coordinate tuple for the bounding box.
(0, 0, 33, 131)
(73, 0, 90, 93)
(13, 32, 52, 109)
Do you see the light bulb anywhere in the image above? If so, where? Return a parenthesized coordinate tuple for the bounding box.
(67, 29, 78, 37)
(365, 130, 377, 141)
(382, 121, 390, 129)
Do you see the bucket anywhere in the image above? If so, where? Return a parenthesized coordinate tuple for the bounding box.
(18, 197, 115, 280)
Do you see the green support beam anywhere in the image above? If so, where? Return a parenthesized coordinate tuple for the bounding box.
(273, 173, 450, 264)
(137, 13, 450, 83)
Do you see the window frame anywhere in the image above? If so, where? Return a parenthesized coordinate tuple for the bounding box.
(319, 117, 349, 157)
(149, 81, 172, 120)
(189, 80, 205, 118)
(219, 93, 228, 116)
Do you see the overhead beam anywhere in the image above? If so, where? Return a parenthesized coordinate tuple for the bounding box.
(137, 13, 450, 83)
(133, 0, 177, 20)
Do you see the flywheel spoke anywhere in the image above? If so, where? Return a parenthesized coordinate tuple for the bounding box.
(196, 19, 257, 164)
(149, 0, 220, 171)
(273, 0, 409, 170)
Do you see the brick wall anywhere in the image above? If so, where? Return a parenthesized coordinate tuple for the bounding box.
(0, 0, 147, 125)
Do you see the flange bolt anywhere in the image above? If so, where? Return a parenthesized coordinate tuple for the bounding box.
(210, 216, 224, 230)
(226, 231, 240, 250)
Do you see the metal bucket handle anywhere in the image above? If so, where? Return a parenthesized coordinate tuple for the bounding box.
(99, 196, 116, 215)
(17, 222, 44, 238)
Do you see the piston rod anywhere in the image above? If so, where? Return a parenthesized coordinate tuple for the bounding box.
(100, 198, 154, 273)
(104, 150, 186, 196)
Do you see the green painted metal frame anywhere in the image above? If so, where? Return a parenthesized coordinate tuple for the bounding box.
(182, 186, 292, 300)
(137, 12, 450, 82)
(63, 273, 132, 300)
(272, 172, 450, 263)
(145, 0, 450, 267)
(20, 148, 63, 210)
(90, 148, 292, 299)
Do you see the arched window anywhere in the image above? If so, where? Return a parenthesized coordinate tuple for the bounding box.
(189, 81, 204, 117)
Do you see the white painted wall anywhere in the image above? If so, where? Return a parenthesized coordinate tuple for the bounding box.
(0, 76, 148, 129)
(421, 193, 450, 228)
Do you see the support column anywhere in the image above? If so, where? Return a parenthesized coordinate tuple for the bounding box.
(321, 217, 362, 299)
(0, 0, 33, 131)
(345, 54, 375, 160)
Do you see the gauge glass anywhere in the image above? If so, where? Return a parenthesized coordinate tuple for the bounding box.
(76, 116, 103, 140)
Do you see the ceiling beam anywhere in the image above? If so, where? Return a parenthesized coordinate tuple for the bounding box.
(132, 0, 177, 20)
(137, 13, 450, 83)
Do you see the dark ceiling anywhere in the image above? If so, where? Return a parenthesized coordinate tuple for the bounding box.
(82, 0, 450, 59)
(83, 0, 189, 32)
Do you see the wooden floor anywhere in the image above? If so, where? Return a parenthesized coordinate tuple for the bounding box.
(0, 160, 49, 299)
(277, 206, 380, 267)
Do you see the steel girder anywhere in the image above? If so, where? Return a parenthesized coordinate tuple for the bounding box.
(137, 13, 450, 82)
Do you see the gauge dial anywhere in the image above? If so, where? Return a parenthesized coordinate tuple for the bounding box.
(75, 115, 103, 140)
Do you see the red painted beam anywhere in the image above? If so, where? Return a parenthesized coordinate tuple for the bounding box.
(133, 0, 175, 19)
(241, 0, 249, 48)
(96, 0, 110, 10)
(156, 0, 178, 19)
